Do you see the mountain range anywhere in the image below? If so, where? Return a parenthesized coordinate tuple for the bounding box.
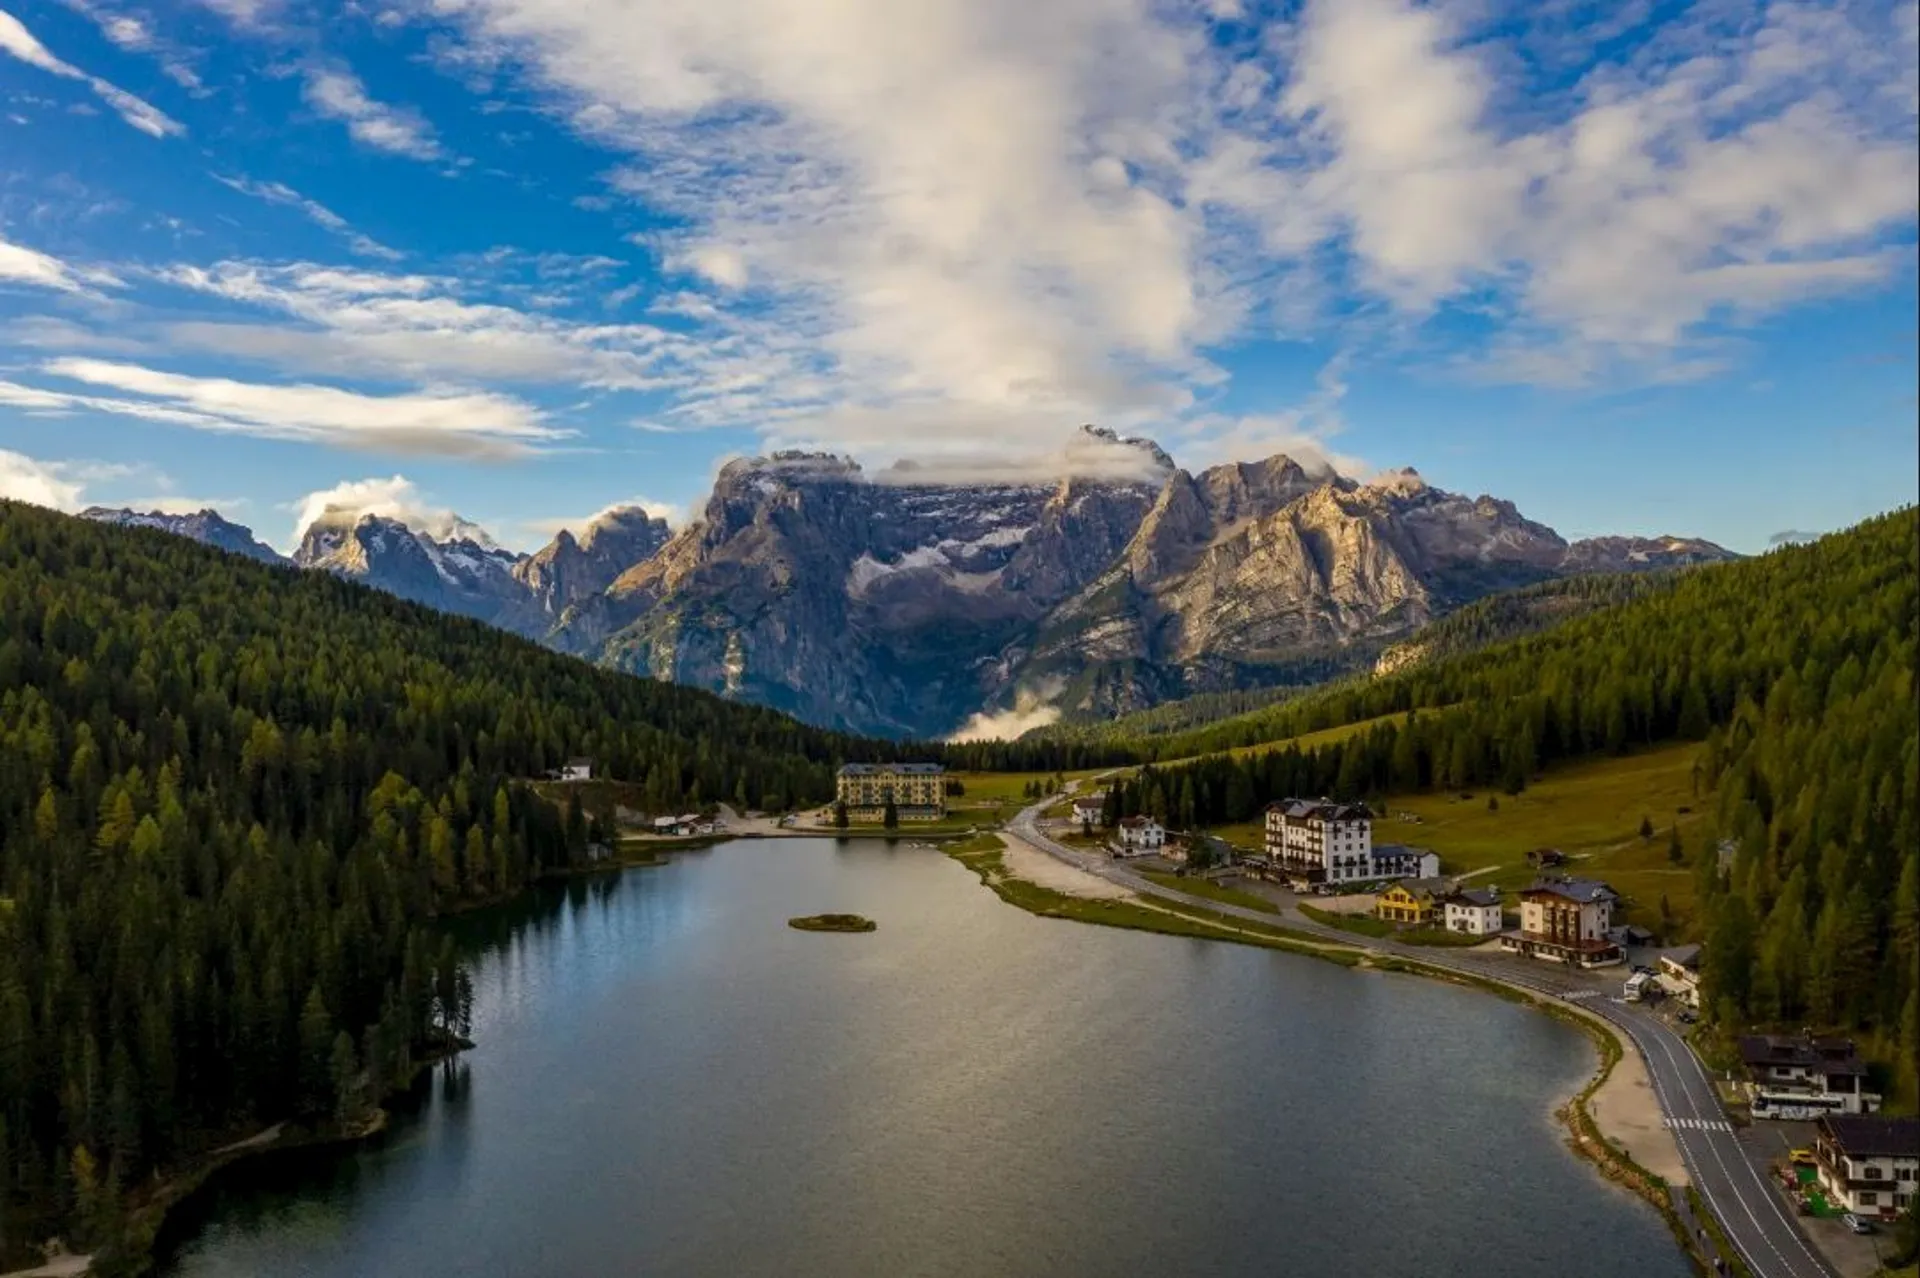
(83, 427, 1734, 738)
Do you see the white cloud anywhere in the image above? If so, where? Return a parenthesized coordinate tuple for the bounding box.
(0, 448, 85, 509)
(396, 0, 1914, 467)
(0, 233, 119, 293)
(0, 6, 184, 136)
(947, 683, 1065, 742)
(212, 175, 404, 260)
(286, 474, 472, 547)
(57, 0, 206, 91)
(151, 258, 755, 395)
(302, 66, 442, 160)
(21, 357, 564, 456)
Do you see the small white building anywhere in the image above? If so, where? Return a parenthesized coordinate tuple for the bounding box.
(1117, 816, 1165, 852)
(1071, 794, 1107, 826)
(1442, 887, 1503, 936)
(1373, 845, 1442, 882)
(557, 758, 593, 782)
(1814, 1117, 1919, 1221)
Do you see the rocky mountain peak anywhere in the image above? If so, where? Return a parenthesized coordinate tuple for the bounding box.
(80, 506, 289, 566)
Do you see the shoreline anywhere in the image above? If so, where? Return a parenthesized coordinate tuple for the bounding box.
(954, 831, 1715, 1275)
(8, 1037, 476, 1278)
(29, 825, 1708, 1278)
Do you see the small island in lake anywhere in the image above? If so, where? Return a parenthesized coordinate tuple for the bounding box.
(788, 913, 878, 933)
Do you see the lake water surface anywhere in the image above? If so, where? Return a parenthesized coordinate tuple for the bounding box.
(158, 839, 1689, 1278)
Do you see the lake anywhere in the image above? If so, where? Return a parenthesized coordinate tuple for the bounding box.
(157, 838, 1690, 1278)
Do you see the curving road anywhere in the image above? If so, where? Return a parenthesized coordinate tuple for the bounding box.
(1008, 800, 1834, 1278)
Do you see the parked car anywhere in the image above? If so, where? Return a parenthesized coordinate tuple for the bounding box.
(1678, 1009, 1699, 1024)
(1842, 1214, 1875, 1235)
(1632, 964, 1656, 975)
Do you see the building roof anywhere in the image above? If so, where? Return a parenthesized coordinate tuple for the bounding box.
(1819, 1116, 1920, 1159)
(1374, 843, 1434, 861)
(565, 757, 592, 766)
(1449, 887, 1501, 908)
(1072, 794, 1106, 809)
(1522, 876, 1616, 905)
(837, 762, 947, 776)
(1385, 876, 1452, 902)
(1265, 797, 1371, 822)
(1661, 944, 1702, 971)
(1120, 815, 1160, 829)
(1738, 1034, 1869, 1077)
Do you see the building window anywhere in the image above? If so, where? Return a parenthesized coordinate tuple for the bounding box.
(1858, 1192, 1877, 1205)
(1866, 1167, 1885, 1180)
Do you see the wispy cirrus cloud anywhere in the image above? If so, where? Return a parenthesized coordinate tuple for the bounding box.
(301, 65, 441, 160)
(6, 357, 564, 457)
(212, 175, 403, 260)
(0, 233, 119, 293)
(0, 6, 183, 136)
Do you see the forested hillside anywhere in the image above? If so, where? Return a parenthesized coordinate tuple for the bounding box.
(1098, 510, 1916, 1097)
(0, 502, 871, 1264)
(1014, 572, 1676, 757)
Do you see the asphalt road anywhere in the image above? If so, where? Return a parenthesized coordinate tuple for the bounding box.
(1007, 802, 1836, 1278)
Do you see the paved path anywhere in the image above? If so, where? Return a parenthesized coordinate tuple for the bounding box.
(1007, 800, 1834, 1278)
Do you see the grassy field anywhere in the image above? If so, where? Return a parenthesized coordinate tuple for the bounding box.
(1372, 742, 1710, 928)
(1208, 742, 1710, 931)
(940, 837, 1360, 962)
(1138, 870, 1281, 914)
(1222, 708, 1439, 762)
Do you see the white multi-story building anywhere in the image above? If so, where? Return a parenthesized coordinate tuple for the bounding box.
(1814, 1117, 1918, 1220)
(1117, 816, 1165, 852)
(1442, 888, 1504, 936)
(1264, 798, 1373, 884)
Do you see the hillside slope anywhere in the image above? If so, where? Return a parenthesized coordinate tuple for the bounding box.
(1095, 509, 1917, 1098)
(0, 501, 874, 1263)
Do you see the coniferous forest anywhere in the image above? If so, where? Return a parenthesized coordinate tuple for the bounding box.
(0, 502, 875, 1264)
(1094, 509, 1917, 1099)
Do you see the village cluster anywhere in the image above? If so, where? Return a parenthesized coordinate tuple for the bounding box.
(1077, 792, 1657, 970)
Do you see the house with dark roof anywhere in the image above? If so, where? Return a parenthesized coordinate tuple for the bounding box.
(1813, 1115, 1918, 1219)
(1263, 797, 1374, 885)
(1498, 877, 1623, 967)
(1442, 886, 1503, 936)
(1117, 815, 1165, 853)
(1738, 1034, 1882, 1116)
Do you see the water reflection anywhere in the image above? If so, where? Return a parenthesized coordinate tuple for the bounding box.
(160, 840, 1690, 1278)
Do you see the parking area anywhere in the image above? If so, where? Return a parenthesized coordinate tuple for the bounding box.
(1733, 1119, 1894, 1278)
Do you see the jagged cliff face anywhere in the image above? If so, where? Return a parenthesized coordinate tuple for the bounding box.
(512, 508, 671, 618)
(549, 447, 1167, 735)
(81, 433, 1739, 740)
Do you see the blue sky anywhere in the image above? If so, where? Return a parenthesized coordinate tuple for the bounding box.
(1, 0, 1914, 555)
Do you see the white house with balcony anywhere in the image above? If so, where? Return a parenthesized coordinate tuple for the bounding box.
(1263, 798, 1373, 885)
(1814, 1116, 1918, 1220)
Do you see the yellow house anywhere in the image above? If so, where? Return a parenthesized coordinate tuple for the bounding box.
(835, 763, 947, 822)
(1375, 878, 1450, 925)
